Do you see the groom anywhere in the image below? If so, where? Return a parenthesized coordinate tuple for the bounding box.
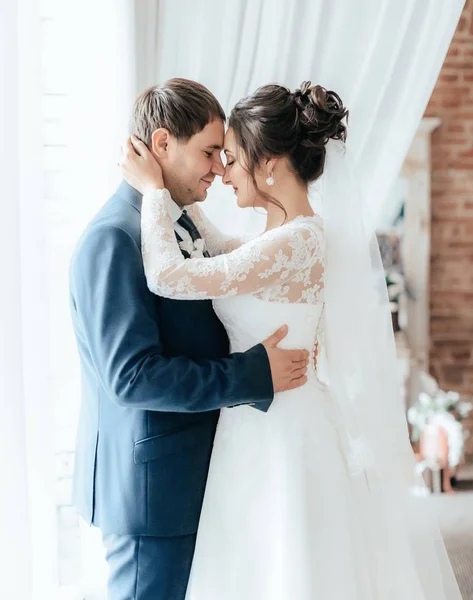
(69, 78, 309, 600)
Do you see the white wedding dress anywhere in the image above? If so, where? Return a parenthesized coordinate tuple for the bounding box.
(140, 190, 460, 600)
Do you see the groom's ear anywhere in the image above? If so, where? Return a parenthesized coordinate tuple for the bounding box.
(151, 128, 170, 158)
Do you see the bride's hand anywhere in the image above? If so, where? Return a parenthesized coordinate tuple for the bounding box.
(119, 136, 165, 194)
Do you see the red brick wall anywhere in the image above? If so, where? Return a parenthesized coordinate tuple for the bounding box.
(425, 0, 473, 460)
(425, 0, 473, 395)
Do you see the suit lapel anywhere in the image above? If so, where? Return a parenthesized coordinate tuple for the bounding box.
(117, 181, 191, 259)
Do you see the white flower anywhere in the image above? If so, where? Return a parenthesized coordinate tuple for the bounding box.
(419, 392, 432, 408)
(435, 392, 450, 409)
(407, 406, 419, 425)
(388, 283, 403, 300)
(179, 237, 206, 258)
(388, 271, 403, 284)
(446, 391, 460, 403)
(178, 239, 195, 255)
(457, 401, 473, 419)
(194, 238, 206, 253)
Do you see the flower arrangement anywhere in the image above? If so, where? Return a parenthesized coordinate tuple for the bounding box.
(385, 269, 405, 331)
(407, 372, 472, 468)
(385, 269, 404, 311)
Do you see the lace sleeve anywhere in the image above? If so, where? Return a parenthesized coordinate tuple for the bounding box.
(141, 189, 323, 301)
(186, 203, 244, 255)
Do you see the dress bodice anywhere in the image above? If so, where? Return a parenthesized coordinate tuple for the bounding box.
(213, 295, 324, 355)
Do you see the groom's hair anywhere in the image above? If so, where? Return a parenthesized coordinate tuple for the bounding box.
(130, 78, 226, 146)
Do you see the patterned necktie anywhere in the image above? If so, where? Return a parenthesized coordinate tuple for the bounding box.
(177, 210, 210, 257)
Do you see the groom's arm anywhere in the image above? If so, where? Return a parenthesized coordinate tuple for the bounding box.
(70, 224, 274, 413)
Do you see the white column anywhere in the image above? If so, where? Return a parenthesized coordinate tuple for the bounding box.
(402, 117, 441, 405)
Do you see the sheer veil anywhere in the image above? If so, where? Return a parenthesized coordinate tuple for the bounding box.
(316, 139, 462, 598)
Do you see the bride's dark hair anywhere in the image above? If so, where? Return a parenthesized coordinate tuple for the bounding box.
(229, 81, 348, 217)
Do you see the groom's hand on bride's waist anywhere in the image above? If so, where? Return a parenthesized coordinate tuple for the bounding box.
(262, 325, 310, 393)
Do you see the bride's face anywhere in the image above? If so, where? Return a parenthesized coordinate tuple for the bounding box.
(223, 128, 267, 209)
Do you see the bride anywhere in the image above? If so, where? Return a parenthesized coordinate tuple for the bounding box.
(120, 82, 462, 599)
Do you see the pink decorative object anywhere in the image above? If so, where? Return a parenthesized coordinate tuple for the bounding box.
(420, 423, 449, 466)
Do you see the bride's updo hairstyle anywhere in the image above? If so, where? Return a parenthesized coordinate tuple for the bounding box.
(229, 81, 348, 215)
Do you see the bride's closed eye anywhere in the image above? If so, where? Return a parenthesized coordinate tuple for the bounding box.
(224, 149, 235, 167)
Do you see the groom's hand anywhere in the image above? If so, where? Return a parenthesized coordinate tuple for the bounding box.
(262, 325, 309, 393)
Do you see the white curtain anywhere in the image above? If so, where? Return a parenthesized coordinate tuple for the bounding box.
(67, 0, 465, 232)
(1, 0, 57, 598)
(65, 0, 137, 229)
(0, 3, 31, 597)
(142, 0, 465, 233)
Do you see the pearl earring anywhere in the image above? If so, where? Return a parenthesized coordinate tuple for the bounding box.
(266, 175, 275, 186)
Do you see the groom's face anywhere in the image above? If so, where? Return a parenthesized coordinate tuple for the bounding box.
(161, 119, 225, 206)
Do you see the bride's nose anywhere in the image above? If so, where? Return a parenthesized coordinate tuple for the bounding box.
(211, 155, 225, 177)
(222, 167, 232, 186)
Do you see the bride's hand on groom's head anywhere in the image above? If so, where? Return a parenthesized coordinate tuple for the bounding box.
(119, 136, 164, 195)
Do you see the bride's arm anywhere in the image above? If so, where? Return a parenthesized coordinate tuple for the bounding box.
(141, 189, 323, 300)
(186, 203, 245, 255)
(119, 136, 247, 256)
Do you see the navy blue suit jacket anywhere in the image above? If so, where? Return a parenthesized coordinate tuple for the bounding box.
(69, 182, 274, 537)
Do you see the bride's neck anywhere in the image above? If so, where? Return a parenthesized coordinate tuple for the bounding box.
(264, 179, 314, 232)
